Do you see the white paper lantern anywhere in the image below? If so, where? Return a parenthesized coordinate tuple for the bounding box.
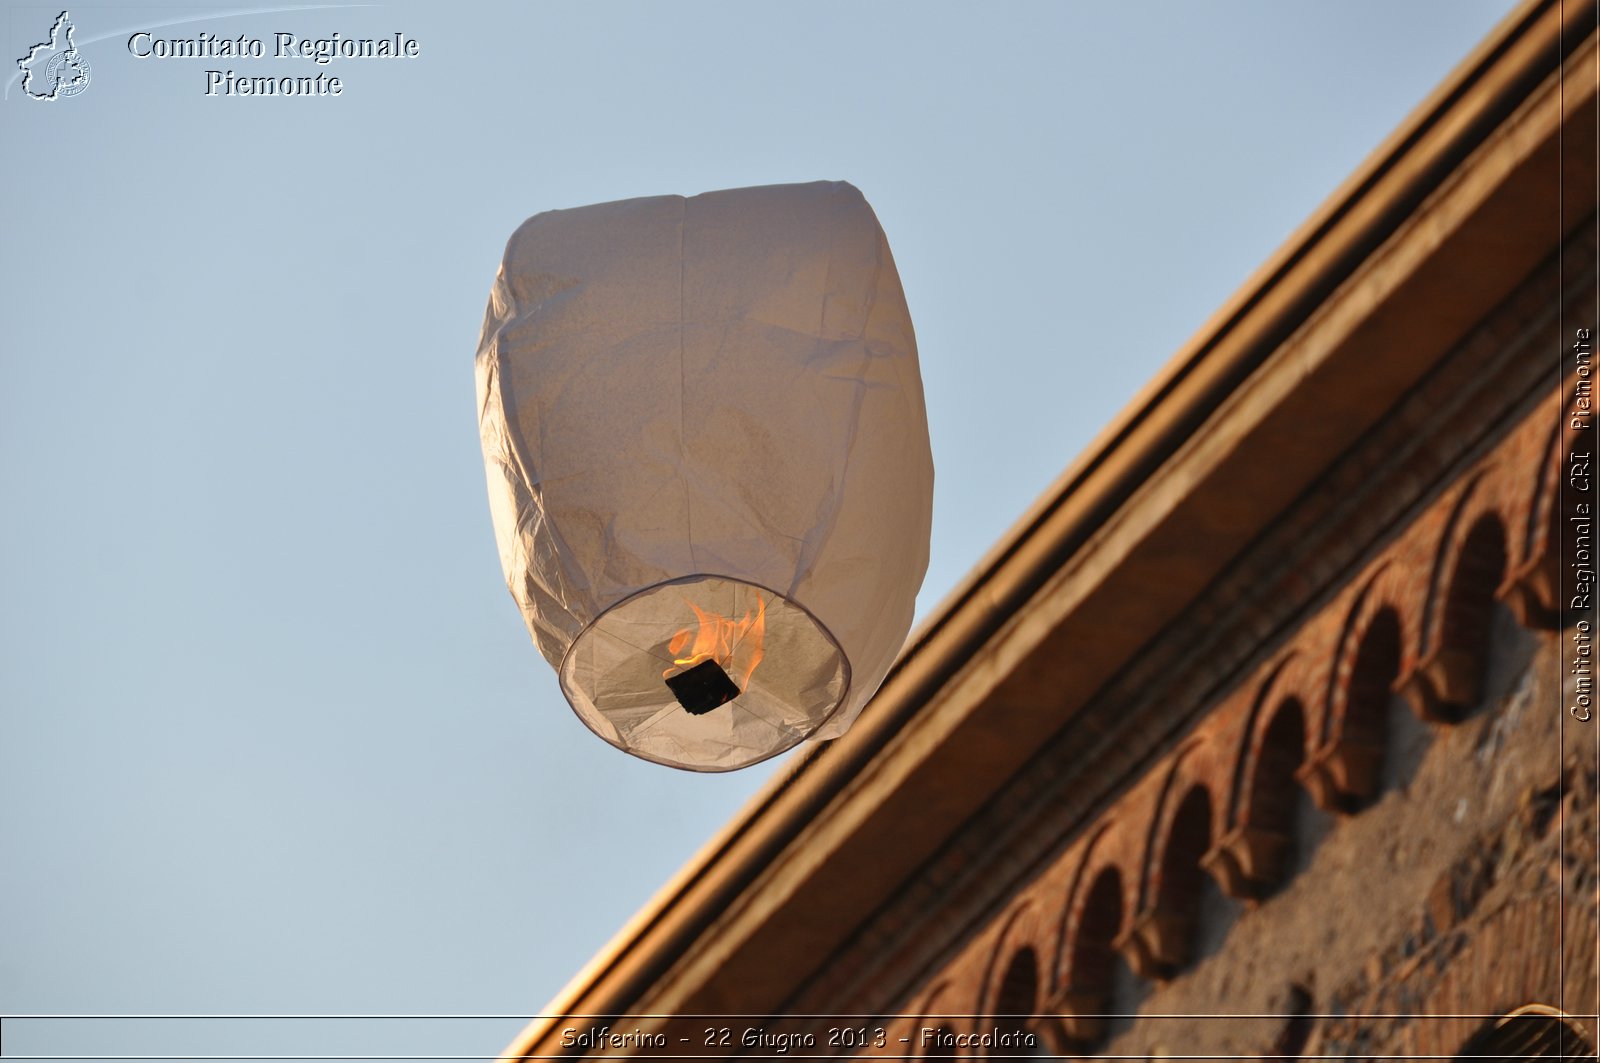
(475, 181, 933, 771)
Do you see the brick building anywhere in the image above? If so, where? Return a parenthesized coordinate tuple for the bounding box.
(504, 1, 1599, 1058)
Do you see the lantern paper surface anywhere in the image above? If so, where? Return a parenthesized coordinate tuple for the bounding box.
(475, 181, 933, 771)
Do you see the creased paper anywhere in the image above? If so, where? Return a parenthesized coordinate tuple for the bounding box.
(476, 181, 933, 770)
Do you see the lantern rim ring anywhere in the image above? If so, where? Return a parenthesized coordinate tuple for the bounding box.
(556, 572, 854, 773)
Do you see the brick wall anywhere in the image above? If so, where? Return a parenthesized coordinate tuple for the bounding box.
(873, 394, 1596, 1060)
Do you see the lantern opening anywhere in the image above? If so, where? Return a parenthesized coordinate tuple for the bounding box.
(665, 659, 741, 715)
(558, 575, 852, 771)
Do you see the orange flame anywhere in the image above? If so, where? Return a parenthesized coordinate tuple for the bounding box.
(664, 596, 767, 691)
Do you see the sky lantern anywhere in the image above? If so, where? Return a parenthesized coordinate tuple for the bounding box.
(475, 181, 933, 771)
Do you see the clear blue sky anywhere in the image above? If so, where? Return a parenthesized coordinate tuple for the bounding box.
(2, 1, 1520, 1058)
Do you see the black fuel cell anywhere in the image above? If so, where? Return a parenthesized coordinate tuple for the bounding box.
(665, 659, 741, 715)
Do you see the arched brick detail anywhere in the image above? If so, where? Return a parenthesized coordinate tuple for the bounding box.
(1503, 413, 1588, 629)
(975, 900, 1058, 1057)
(1414, 473, 1491, 657)
(1118, 750, 1218, 980)
(1132, 742, 1215, 910)
(1056, 866, 1124, 1046)
(1208, 655, 1312, 899)
(1223, 654, 1300, 828)
(1468, 426, 1540, 560)
(1300, 569, 1408, 812)
(1239, 698, 1309, 837)
(909, 980, 965, 1059)
(1053, 825, 1120, 986)
(1400, 496, 1511, 722)
(1053, 825, 1131, 1047)
(1521, 414, 1568, 564)
(988, 946, 1041, 1054)
(976, 901, 1045, 1019)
